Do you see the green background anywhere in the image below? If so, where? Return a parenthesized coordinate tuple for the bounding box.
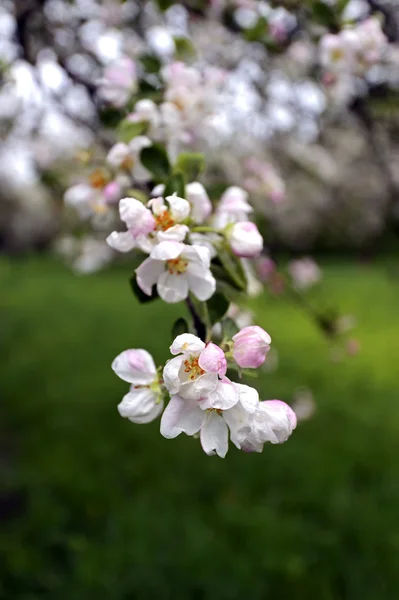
(1, 257, 399, 599)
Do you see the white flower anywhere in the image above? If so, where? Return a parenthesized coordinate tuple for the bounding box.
(213, 186, 253, 228)
(288, 257, 321, 290)
(163, 334, 232, 403)
(227, 221, 263, 258)
(112, 349, 164, 424)
(136, 242, 216, 303)
(240, 400, 297, 452)
(97, 57, 137, 108)
(106, 194, 191, 254)
(319, 33, 355, 73)
(186, 182, 212, 224)
(160, 382, 259, 458)
(64, 183, 106, 219)
(72, 236, 113, 274)
(106, 136, 152, 183)
(128, 99, 161, 134)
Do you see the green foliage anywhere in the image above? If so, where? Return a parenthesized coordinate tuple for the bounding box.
(206, 292, 229, 325)
(126, 188, 149, 204)
(243, 17, 268, 42)
(173, 36, 197, 62)
(174, 152, 205, 181)
(164, 172, 186, 198)
(221, 316, 240, 340)
(139, 53, 162, 74)
(2, 257, 399, 599)
(153, 0, 174, 10)
(310, 0, 339, 30)
(140, 144, 171, 181)
(117, 119, 149, 143)
(171, 317, 190, 340)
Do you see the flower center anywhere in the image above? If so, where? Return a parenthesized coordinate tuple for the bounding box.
(155, 210, 175, 231)
(121, 155, 134, 171)
(331, 48, 344, 62)
(89, 169, 109, 189)
(166, 258, 188, 275)
(183, 356, 205, 380)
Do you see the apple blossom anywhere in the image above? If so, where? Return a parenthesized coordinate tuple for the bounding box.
(136, 242, 216, 303)
(106, 194, 191, 254)
(160, 382, 259, 457)
(112, 349, 164, 424)
(227, 221, 263, 258)
(186, 182, 213, 224)
(213, 186, 253, 228)
(127, 99, 161, 134)
(97, 57, 137, 108)
(232, 325, 271, 369)
(240, 400, 297, 452)
(106, 136, 152, 183)
(288, 257, 321, 290)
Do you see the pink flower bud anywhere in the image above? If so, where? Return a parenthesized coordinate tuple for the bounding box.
(228, 222, 263, 258)
(256, 257, 276, 282)
(103, 181, 122, 205)
(232, 326, 271, 369)
(198, 342, 227, 376)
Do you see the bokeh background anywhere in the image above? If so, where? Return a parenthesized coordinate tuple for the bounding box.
(2, 1, 399, 598)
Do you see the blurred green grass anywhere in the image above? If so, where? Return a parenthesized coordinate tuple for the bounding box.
(1, 256, 399, 599)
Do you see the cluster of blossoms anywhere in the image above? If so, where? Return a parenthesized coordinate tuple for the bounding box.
(113, 331, 296, 457)
(319, 16, 388, 92)
(98, 59, 225, 158)
(105, 183, 264, 303)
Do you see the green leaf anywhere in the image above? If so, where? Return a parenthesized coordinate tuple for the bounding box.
(206, 293, 229, 325)
(244, 17, 268, 42)
(140, 53, 162, 74)
(164, 173, 186, 198)
(140, 144, 171, 181)
(337, 0, 350, 14)
(311, 1, 337, 28)
(126, 189, 149, 204)
(217, 247, 247, 292)
(100, 107, 123, 128)
(171, 317, 190, 340)
(129, 274, 159, 304)
(221, 317, 239, 340)
(154, 0, 174, 10)
(173, 36, 196, 62)
(174, 153, 205, 181)
(117, 119, 149, 143)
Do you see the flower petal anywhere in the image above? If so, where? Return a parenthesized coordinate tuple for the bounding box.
(106, 230, 136, 253)
(163, 355, 184, 395)
(180, 372, 218, 402)
(206, 378, 238, 410)
(157, 271, 189, 303)
(198, 342, 227, 376)
(118, 387, 161, 423)
(150, 241, 184, 261)
(160, 395, 205, 439)
(200, 411, 229, 458)
(156, 224, 189, 243)
(235, 383, 259, 413)
(112, 349, 156, 384)
(223, 403, 252, 449)
(166, 194, 191, 221)
(136, 258, 164, 296)
(186, 269, 216, 302)
(170, 334, 205, 356)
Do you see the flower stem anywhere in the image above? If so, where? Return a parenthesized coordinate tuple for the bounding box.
(191, 226, 223, 235)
